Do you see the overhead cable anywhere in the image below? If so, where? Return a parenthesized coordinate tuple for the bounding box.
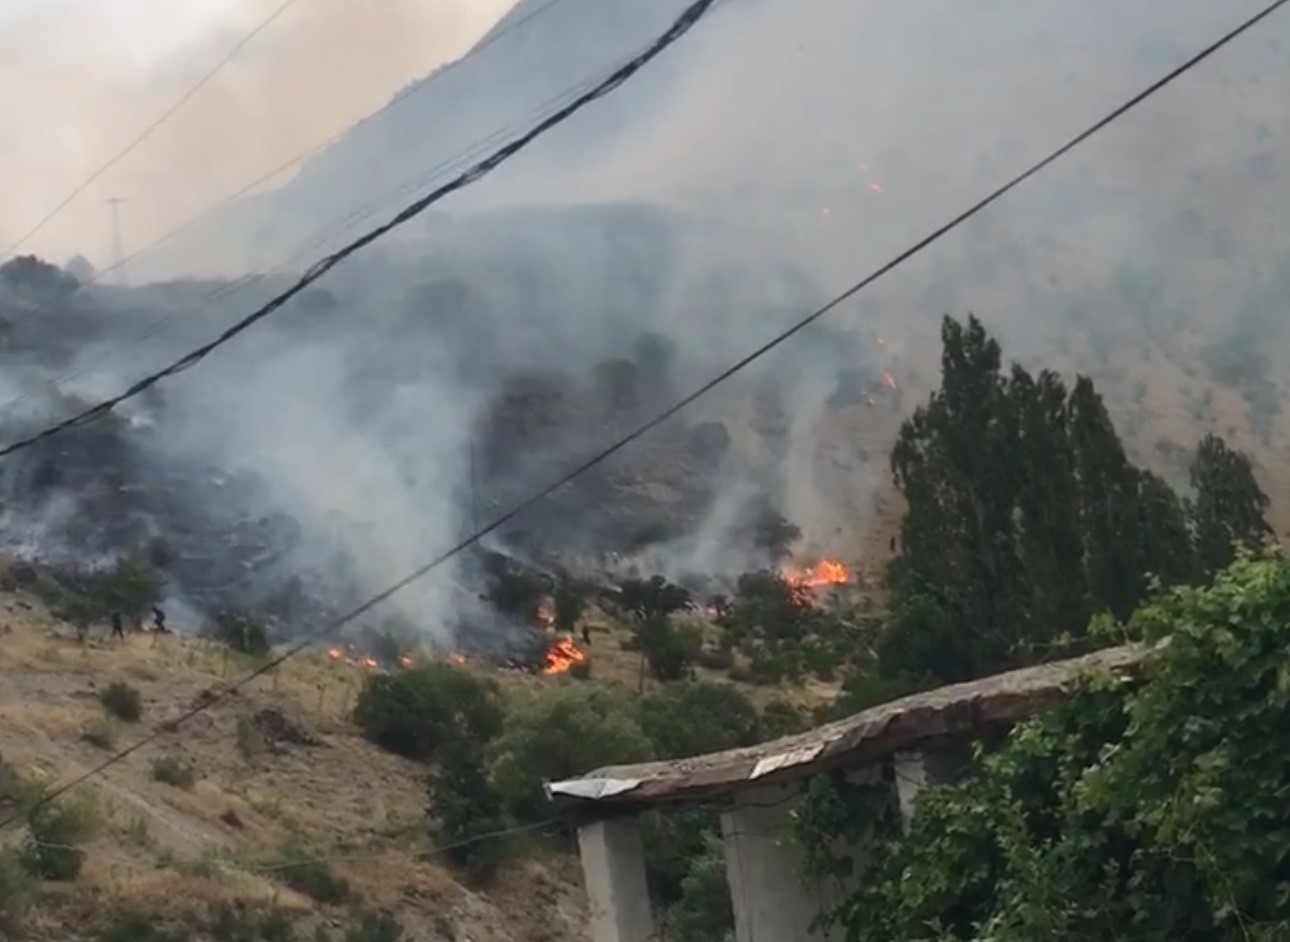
(0, 0, 1281, 832)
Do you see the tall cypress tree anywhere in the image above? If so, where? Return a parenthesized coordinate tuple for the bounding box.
(1190, 433, 1273, 576)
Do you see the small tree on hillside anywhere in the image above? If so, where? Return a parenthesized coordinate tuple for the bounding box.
(1190, 433, 1273, 576)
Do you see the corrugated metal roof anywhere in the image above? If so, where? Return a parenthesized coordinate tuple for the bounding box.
(545, 644, 1145, 816)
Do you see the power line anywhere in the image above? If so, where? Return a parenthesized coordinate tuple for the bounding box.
(0, 0, 720, 461)
(0, 54, 626, 423)
(1, 0, 302, 261)
(3, 0, 583, 308)
(0, 0, 1281, 833)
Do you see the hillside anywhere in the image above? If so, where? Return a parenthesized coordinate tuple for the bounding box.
(0, 557, 845, 941)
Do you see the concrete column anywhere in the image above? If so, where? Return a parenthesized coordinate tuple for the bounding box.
(577, 817, 656, 942)
(892, 741, 972, 829)
(720, 783, 833, 942)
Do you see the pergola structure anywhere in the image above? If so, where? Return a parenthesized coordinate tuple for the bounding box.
(546, 644, 1145, 942)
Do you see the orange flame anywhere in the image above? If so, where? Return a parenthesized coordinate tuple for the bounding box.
(399, 654, 414, 669)
(782, 559, 851, 590)
(542, 635, 587, 675)
(881, 370, 898, 390)
(451, 653, 467, 665)
(327, 647, 343, 661)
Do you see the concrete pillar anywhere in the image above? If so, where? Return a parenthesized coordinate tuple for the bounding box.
(720, 783, 833, 942)
(892, 741, 973, 829)
(577, 817, 656, 942)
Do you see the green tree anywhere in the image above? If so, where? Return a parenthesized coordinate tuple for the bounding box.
(637, 615, 702, 682)
(639, 682, 762, 760)
(1190, 433, 1273, 576)
(427, 740, 512, 884)
(354, 665, 503, 762)
(552, 578, 590, 634)
(799, 552, 1290, 942)
(490, 685, 654, 824)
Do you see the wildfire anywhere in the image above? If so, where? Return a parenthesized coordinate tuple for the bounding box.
(782, 558, 851, 590)
(881, 370, 898, 391)
(451, 653, 467, 666)
(543, 635, 588, 675)
(868, 182, 884, 195)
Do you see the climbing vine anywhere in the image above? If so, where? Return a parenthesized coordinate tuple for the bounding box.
(794, 553, 1290, 942)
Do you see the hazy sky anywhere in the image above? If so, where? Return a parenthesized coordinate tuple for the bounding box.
(0, 0, 518, 266)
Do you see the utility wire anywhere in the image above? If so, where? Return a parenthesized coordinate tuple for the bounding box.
(0, 0, 720, 460)
(0, 53, 627, 422)
(0, 0, 1284, 832)
(0, 0, 584, 326)
(2, 0, 303, 260)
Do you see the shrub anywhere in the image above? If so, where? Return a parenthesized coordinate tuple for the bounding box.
(92, 562, 161, 619)
(270, 844, 349, 903)
(490, 685, 654, 824)
(661, 833, 734, 942)
(100, 682, 143, 722)
(354, 665, 503, 762)
(0, 849, 34, 935)
(568, 659, 593, 681)
(427, 740, 513, 884)
(80, 721, 115, 750)
(209, 902, 296, 942)
(637, 615, 702, 681)
(96, 911, 190, 942)
(215, 611, 271, 657)
(21, 791, 98, 881)
(151, 756, 196, 790)
(639, 682, 761, 760)
(343, 912, 402, 942)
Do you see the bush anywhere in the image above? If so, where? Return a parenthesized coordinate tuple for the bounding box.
(209, 902, 296, 942)
(799, 554, 1290, 942)
(354, 665, 503, 762)
(100, 682, 143, 722)
(568, 659, 593, 681)
(270, 844, 349, 903)
(0, 849, 34, 934)
(639, 682, 761, 760)
(215, 611, 271, 657)
(490, 685, 654, 824)
(151, 756, 196, 790)
(661, 833, 734, 942)
(93, 562, 161, 619)
(97, 911, 190, 942)
(637, 615, 702, 682)
(427, 740, 513, 884)
(343, 912, 402, 942)
(21, 792, 98, 881)
(80, 721, 115, 750)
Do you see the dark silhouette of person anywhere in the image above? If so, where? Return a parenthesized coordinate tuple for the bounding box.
(152, 606, 169, 633)
(110, 611, 124, 640)
(581, 624, 592, 647)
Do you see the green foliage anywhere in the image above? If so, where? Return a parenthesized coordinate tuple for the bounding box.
(878, 315, 1269, 694)
(745, 503, 802, 563)
(637, 614, 702, 682)
(552, 578, 590, 633)
(151, 755, 196, 789)
(270, 843, 349, 903)
(660, 833, 735, 942)
(216, 611, 271, 657)
(208, 902, 300, 942)
(0, 848, 34, 934)
(798, 554, 1290, 942)
(717, 571, 839, 682)
(100, 681, 143, 721)
(354, 664, 503, 762)
(490, 685, 654, 825)
(483, 562, 550, 626)
(342, 912, 402, 942)
(616, 575, 692, 620)
(94, 562, 162, 617)
(20, 790, 99, 881)
(427, 740, 513, 884)
(638, 681, 762, 760)
(96, 912, 191, 942)
(1190, 433, 1273, 577)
